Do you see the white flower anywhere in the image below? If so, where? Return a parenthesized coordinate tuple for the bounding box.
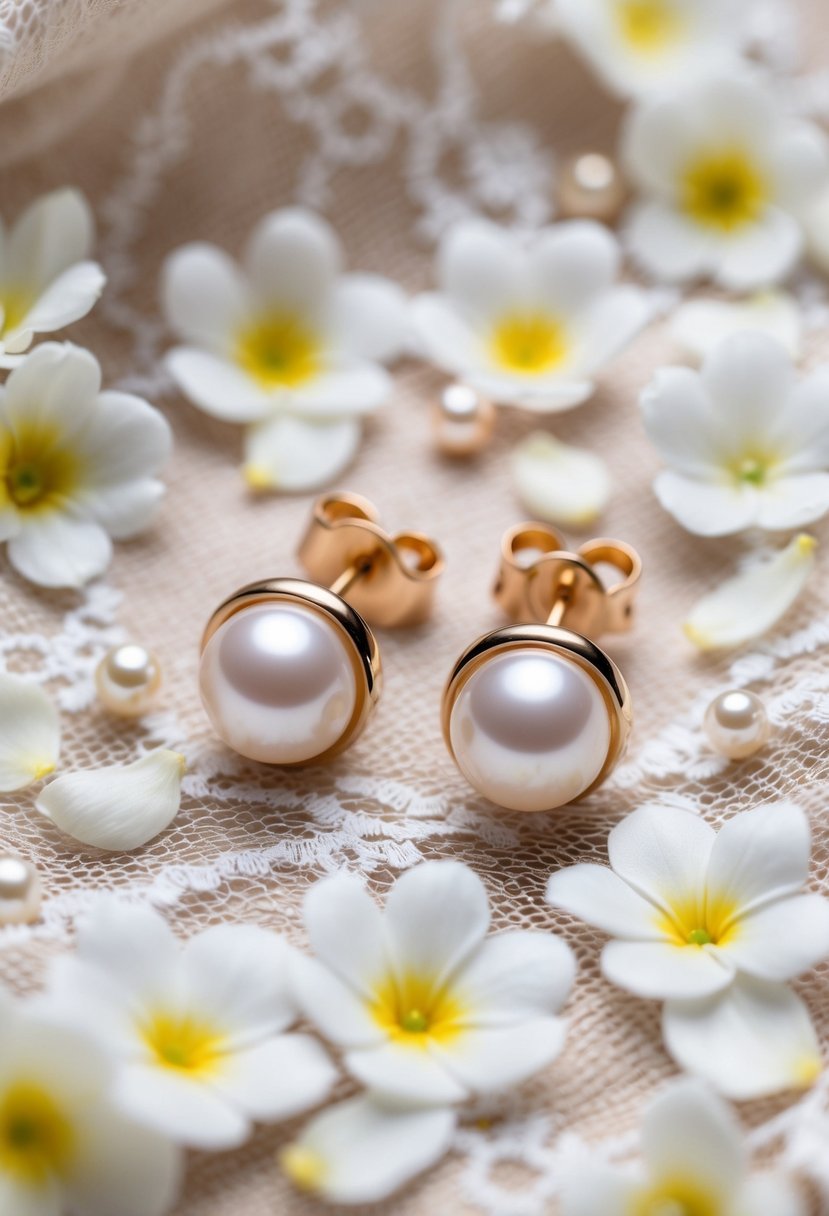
(280, 1095, 457, 1205)
(804, 185, 829, 276)
(0, 988, 181, 1216)
(561, 1079, 806, 1216)
(45, 902, 338, 1150)
(511, 431, 611, 525)
(622, 72, 829, 288)
(641, 331, 829, 535)
(684, 533, 816, 651)
(0, 343, 172, 588)
(671, 290, 802, 361)
(0, 188, 105, 369)
(162, 207, 406, 492)
(547, 801, 829, 1097)
(35, 749, 186, 851)
(292, 860, 575, 1105)
(411, 219, 649, 412)
(0, 673, 59, 791)
(556, 0, 747, 99)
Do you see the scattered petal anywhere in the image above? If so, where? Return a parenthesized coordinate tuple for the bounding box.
(511, 432, 611, 525)
(0, 673, 60, 791)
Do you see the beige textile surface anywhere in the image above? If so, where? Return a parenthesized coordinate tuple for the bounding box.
(0, 1, 828, 1212)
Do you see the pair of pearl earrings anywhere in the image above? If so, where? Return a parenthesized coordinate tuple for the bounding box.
(198, 493, 641, 813)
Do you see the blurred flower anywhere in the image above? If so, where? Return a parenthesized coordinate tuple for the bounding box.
(511, 431, 611, 525)
(548, 800, 828, 1097)
(641, 332, 829, 535)
(0, 343, 172, 588)
(292, 860, 575, 1104)
(162, 207, 406, 492)
(0, 672, 59, 791)
(46, 903, 338, 1149)
(684, 533, 816, 651)
(557, 0, 747, 98)
(671, 290, 801, 361)
(623, 73, 829, 288)
(0, 988, 181, 1216)
(0, 188, 105, 369)
(561, 1079, 806, 1216)
(411, 219, 649, 412)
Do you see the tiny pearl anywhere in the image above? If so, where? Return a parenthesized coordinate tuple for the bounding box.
(0, 856, 42, 925)
(96, 643, 162, 717)
(449, 648, 611, 812)
(431, 383, 496, 457)
(200, 602, 358, 764)
(557, 153, 628, 223)
(704, 690, 770, 760)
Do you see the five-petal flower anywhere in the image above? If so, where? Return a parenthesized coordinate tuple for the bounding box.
(622, 72, 829, 288)
(641, 331, 829, 535)
(292, 860, 576, 1105)
(162, 207, 407, 491)
(0, 189, 106, 369)
(411, 219, 649, 412)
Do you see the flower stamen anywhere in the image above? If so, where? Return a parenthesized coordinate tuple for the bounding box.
(682, 150, 767, 232)
(0, 1081, 75, 1184)
(490, 312, 570, 376)
(235, 312, 321, 388)
(142, 1014, 225, 1075)
(615, 0, 684, 53)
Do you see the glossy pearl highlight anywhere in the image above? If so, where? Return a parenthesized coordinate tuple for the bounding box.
(199, 602, 358, 764)
(431, 383, 496, 456)
(704, 689, 769, 759)
(448, 648, 611, 812)
(558, 152, 628, 223)
(0, 855, 41, 925)
(96, 643, 162, 717)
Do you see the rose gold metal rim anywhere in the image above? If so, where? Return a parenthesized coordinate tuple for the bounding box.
(201, 578, 382, 766)
(441, 624, 632, 810)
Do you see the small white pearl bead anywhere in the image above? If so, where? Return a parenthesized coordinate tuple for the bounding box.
(199, 602, 357, 765)
(96, 643, 162, 717)
(449, 648, 611, 812)
(704, 690, 770, 760)
(0, 856, 42, 925)
(431, 383, 496, 456)
(558, 152, 628, 223)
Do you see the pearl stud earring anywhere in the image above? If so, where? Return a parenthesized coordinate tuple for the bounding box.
(200, 493, 443, 766)
(442, 522, 640, 812)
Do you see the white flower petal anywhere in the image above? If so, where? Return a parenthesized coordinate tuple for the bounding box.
(684, 533, 817, 651)
(722, 894, 829, 983)
(115, 1062, 250, 1149)
(547, 864, 665, 941)
(290, 954, 384, 1048)
(242, 415, 361, 492)
(641, 366, 722, 477)
(35, 748, 185, 851)
(243, 208, 341, 316)
(770, 121, 829, 213)
(736, 1172, 808, 1216)
(467, 368, 594, 412)
(561, 1165, 636, 1216)
(289, 360, 390, 416)
(332, 274, 408, 363)
(345, 1040, 466, 1104)
(451, 931, 575, 1024)
(67, 1107, 182, 1216)
(715, 208, 801, 291)
(0, 672, 60, 790)
(772, 370, 829, 473)
(280, 1095, 457, 1205)
(671, 293, 802, 361)
(181, 924, 297, 1041)
(625, 201, 714, 283)
(705, 800, 811, 914)
(210, 1033, 337, 1122)
(8, 188, 95, 292)
(3, 340, 101, 417)
(653, 471, 758, 537)
(663, 976, 822, 1099)
(5, 262, 105, 351)
(72, 901, 181, 1005)
(530, 222, 620, 316)
(7, 513, 112, 589)
(701, 331, 795, 440)
(433, 1017, 568, 1093)
(511, 432, 610, 526)
(755, 473, 829, 530)
(805, 187, 829, 275)
(410, 294, 485, 379)
(602, 939, 735, 1000)
(384, 861, 490, 991)
(622, 93, 698, 195)
(608, 805, 716, 920)
(302, 873, 387, 1000)
(640, 1079, 744, 1200)
(0, 1175, 61, 1216)
(161, 242, 249, 349)
(165, 347, 272, 422)
(439, 219, 524, 324)
(577, 285, 651, 373)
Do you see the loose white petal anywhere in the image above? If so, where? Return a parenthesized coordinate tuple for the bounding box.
(663, 975, 822, 1099)
(640, 1079, 745, 1199)
(671, 293, 802, 361)
(280, 1095, 457, 1204)
(242, 415, 362, 492)
(511, 432, 611, 526)
(0, 672, 60, 790)
(684, 534, 817, 651)
(35, 749, 185, 850)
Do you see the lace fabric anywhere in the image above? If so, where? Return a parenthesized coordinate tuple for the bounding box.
(0, 1, 828, 1212)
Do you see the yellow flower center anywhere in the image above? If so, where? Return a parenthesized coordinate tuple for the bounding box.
(682, 150, 767, 232)
(0, 287, 34, 337)
(0, 1081, 75, 1185)
(657, 891, 740, 950)
(0, 422, 81, 513)
(142, 1013, 226, 1075)
(615, 0, 685, 53)
(490, 312, 570, 376)
(633, 1176, 721, 1216)
(728, 452, 778, 487)
(369, 972, 468, 1045)
(280, 1144, 328, 1193)
(235, 312, 321, 387)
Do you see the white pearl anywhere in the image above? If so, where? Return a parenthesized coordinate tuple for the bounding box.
(704, 689, 769, 759)
(449, 648, 611, 812)
(96, 643, 162, 717)
(431, 383, 496, 456)
(0, 855, 41, 925)
(200, 602, 357, 764)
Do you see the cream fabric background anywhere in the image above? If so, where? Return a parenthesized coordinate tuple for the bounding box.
(0, 1, 828, 1212)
